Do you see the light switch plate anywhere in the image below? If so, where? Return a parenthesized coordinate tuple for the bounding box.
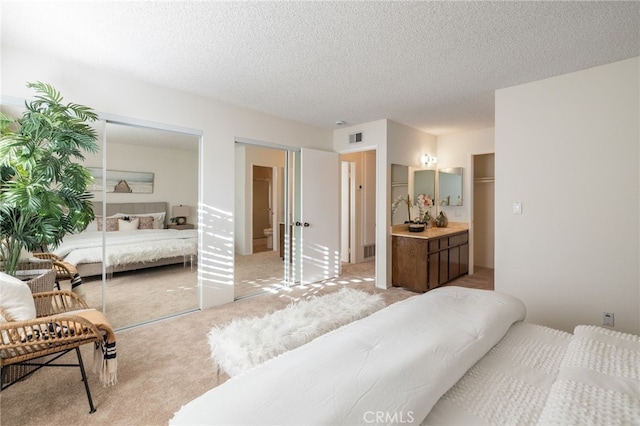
(513, 202, 522, 214)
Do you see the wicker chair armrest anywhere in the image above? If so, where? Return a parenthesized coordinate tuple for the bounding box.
(32, 253, 63, 262)
(0, 314, 102, 366)
(51, 259, 76, 277)
(32, 290, 90, 316)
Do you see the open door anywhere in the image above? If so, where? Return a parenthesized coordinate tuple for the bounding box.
(292, 148, 340, 284)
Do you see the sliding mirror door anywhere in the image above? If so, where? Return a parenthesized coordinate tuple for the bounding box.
(93, 122, 200, 329)
(234, 143, 340, 298)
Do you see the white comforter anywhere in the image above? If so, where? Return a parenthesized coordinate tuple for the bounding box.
(170, 287, 526, 425)
(53, 229, 197, 267)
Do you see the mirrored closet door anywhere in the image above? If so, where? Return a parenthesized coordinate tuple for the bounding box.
(0, 99, 202, 330)
(91, 122, 201, 329)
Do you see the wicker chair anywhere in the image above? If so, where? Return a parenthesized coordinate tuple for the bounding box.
(31, 253, 77, 290)
(0, 272, 103, 413)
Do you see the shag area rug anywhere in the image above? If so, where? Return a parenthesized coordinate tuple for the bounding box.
(208, 287, 385, 377)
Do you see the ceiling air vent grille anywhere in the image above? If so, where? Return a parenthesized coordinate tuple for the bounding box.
(349, 132, 363, 144)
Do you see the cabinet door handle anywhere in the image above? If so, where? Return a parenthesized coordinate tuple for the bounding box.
(295, 221, 302, 226)
(303, 222, 310, 227)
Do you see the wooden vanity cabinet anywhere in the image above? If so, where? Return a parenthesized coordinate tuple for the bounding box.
(392, 230, 469, 292)
(392, 236, 429, 293)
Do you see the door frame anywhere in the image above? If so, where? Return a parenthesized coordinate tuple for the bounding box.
(341, 161, 356, 263)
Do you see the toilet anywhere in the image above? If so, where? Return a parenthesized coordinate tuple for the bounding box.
(263, 228, 273, 249)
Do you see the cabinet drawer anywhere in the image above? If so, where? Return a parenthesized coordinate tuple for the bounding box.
(428, 240, 439, 252)
(449, 233, 468, 246)
(439, 237, 450, 250)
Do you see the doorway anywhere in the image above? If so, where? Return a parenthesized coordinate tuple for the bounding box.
(235, 144, 287, 299)
(253, 165, 273, 254)
(339, 150, 377, 265)
(472, 153, 495, 272)
(235, 142, 341, 299)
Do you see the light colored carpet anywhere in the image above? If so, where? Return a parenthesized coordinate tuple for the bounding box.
(234, 252, 378, 299)
(234, 250, 285, 299)
(0, 266, 492, 426)
(68, 264, 198, 330)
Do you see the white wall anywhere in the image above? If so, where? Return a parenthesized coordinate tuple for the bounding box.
(495, 57, 639, 334)
(387, 120, 438, 168)
(1, 46, 332, 308)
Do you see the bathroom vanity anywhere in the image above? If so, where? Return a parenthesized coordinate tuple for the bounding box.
(391, 223, 469, 293)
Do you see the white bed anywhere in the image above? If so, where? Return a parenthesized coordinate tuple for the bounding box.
(170, 287, 639, 425)
(54, 202, 198, 277)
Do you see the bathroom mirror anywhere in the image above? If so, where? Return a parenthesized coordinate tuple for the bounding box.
(390, 165, 436, 225)
(438, 167, 463, 206)
(391, 164, 410, 225)
(414, 169, 436, 203)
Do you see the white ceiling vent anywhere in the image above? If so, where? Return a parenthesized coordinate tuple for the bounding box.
(349, 132, 363, 144)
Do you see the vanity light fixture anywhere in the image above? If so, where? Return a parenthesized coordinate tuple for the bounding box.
(422, 154, 438, 165)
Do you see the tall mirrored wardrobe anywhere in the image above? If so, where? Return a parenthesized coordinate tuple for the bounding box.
(87, 121, 201, 329)
(1, 101, 202, 330)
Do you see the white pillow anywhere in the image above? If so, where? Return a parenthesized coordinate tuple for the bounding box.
(114, 212, 165, 229)
(84, 218, 98, 232)
(118, 218, 139, 231)
(18, 247, 33, 262)
(0, 272, 36, 322)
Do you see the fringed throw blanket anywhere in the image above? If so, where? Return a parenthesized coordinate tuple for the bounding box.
(74, 309, 118, 386)
(68, 269, 86, 299)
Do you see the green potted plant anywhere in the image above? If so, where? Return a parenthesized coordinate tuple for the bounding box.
(0, 82, 99, 275)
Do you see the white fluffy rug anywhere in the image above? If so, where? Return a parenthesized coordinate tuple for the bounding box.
(208, 287, 385, 377)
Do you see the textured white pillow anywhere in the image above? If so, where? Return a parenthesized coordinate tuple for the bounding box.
(118, 218, 139, 231)
(0, 272, 36, 322)
(114, 212, 165, 229)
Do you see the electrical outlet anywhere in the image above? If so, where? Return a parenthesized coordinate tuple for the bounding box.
(603, 312, 614, 327)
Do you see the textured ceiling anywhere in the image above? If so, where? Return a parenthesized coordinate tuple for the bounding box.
(2, 1, 639, 135)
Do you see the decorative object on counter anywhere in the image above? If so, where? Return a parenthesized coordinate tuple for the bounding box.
(435, 211, 449, 228)
(408, 223, 426, 232)
(423, 211, 432, 228)
(416, 193, 434, 226)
